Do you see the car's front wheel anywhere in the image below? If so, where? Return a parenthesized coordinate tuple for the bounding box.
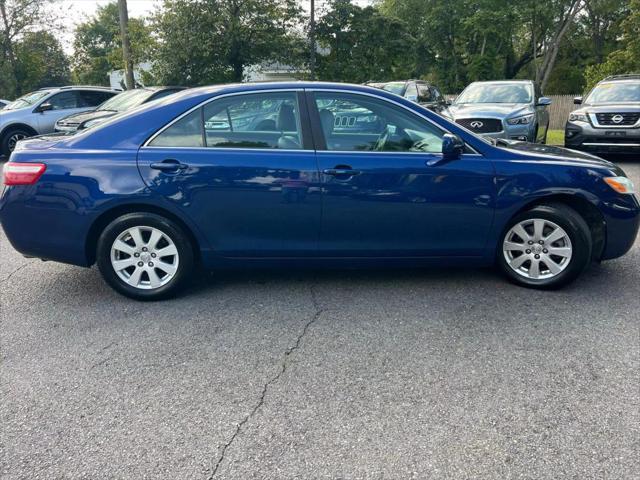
(497, 203, 592, 289)
(96, 213, 194, 300)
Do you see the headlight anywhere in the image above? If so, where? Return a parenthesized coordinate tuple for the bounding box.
(569, 112, 589, 123)
(506, 114, 534, 125)
(604, 176, 636, 194)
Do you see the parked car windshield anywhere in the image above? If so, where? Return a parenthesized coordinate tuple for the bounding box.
(585, 82, 640, 104)
(381, 82, 407, 95)
(456, 83, 533, 104)
(98, 89, 155, 112)
(4, 90, 50, 111)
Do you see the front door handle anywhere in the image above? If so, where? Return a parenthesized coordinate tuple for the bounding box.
(323, 167, 361, 177)
(150, 159, 188, 172)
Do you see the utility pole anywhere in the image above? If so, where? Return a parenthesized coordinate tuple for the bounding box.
(309, 0, 316, 80)
(117, 0, 135, 90)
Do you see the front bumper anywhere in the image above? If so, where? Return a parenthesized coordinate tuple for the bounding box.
(600, 193, 640, 260)
(455, 118, 536, 142)
(565, 120, 640, 154)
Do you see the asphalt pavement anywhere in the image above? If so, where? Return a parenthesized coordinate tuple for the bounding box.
(1, 157, 639, 479)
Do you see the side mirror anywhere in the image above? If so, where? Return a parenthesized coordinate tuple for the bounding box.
(445, 99, 452, 106)
(537, 96, 552, 106)
(573, 96, 583, 105)
(441, 133, 464, 160)
(37, 102, 53, 113)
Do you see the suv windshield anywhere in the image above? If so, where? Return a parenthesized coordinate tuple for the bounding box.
(4, 90, 50, 111)
(585, 82, 640, 104)
(381, 82, 407, 95)
(98, 89, 155, 112)
(456, 83, 533, 104)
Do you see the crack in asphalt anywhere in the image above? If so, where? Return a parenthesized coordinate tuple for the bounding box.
(0, 261, 34, 285)
(206, 284, 324, 479)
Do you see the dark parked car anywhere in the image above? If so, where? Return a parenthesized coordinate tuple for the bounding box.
(367, 80, 451, 117)
(1, 82, 638, 300)
(54, 86, 186, 133)
(565, 74, 640, 156)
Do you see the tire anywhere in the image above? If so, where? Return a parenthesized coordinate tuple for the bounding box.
(497, 203, 592, 289)
(96, 213, 195, 300)
(1, 127, 32, 157)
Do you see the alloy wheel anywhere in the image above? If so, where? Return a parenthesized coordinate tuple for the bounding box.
(110, 226, 179, 290)
(502, 218, 572, 280)
(8, 132, 27, 151)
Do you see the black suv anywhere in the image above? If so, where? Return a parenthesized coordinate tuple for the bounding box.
(366, 80, 451, 117)
(565, 74, 640, 156)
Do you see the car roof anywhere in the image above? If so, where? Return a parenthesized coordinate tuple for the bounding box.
(37, 85, 120, 93)
(469, 80, 533, 85)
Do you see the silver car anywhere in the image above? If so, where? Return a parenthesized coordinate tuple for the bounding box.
(565, 74, 640, 156)
(449, 80, 551, 143)
(0, 86, 118, 156)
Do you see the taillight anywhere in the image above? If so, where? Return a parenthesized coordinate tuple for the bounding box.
(3, 162, 47, 186)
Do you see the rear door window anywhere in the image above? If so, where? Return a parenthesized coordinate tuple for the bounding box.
(203, 92, 303, 149)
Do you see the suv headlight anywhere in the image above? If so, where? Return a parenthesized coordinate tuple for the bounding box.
(604, 176, 635, 194)
(569, 111, 589, 123)
(506, 114, 534, 125)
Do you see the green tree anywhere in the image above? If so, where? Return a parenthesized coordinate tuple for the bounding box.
(13, 31, 70, 91)
(315, 0, 415, 83)
(150, 0, 303, 85)
(72, 2, 153, 86)
(584, 0, 640, 91)
(0, 0, 58, 97)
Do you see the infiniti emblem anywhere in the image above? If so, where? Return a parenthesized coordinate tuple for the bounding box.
(470, 121, 484, 129)
(611, 114, 624, 124)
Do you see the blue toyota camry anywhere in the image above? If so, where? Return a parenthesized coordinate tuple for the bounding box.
(1, 82, 638, 300)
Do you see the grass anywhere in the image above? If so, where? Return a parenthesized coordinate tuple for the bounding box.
(546, 129, 565, 146)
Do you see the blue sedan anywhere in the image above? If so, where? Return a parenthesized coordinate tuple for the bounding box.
(1, 82, 638, 300)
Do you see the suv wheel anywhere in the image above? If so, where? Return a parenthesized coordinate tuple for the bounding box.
(497, 203, 592, 289)
(96, 213, 195, 300)
(1, 128, 32, 157)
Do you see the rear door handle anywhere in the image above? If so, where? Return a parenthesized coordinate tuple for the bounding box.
(323, 168, 361, 176)
(150, 159, 188, 172)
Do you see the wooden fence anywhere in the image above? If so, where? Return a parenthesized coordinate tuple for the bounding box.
(445, 94, 579, 130)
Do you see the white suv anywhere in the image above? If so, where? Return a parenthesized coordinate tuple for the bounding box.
(0, 86, 119, 156)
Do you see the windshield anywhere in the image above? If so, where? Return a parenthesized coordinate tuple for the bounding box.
(98, 89, 154, 112)
(585, 82, 640, 104)
(456, 83, 533, 104)
(381, 82, 407, 95)
(4, 90, 50, 111)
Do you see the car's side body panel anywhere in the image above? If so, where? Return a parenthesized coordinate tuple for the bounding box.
(1, 82, 638, 274)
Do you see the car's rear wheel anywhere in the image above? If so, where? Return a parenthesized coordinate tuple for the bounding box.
(497, 203, 592, 289)
(1, 128, 32, 157)
(97, 213, 194, 300)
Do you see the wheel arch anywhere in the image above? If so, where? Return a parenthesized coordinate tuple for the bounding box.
(512, 193, 606, 260)
(85, 203, 203, 266)
(0, 122, 39, 139)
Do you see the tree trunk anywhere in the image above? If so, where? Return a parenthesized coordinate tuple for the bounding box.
(117, 0, 135, 89)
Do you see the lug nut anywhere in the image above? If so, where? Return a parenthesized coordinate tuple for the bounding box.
(142, 247, 148, 252)
(528, 241, 534, 245)
(539, 240, 544, 245)
(534, 254, 540, 259)
(137, 261, 143, 267)
(148, 262, 154, 267)
(151, 253, 156, 258)
(543, 249, 548, 254)
(526, 249, 531, 254)
(134, 253, 140, 257)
